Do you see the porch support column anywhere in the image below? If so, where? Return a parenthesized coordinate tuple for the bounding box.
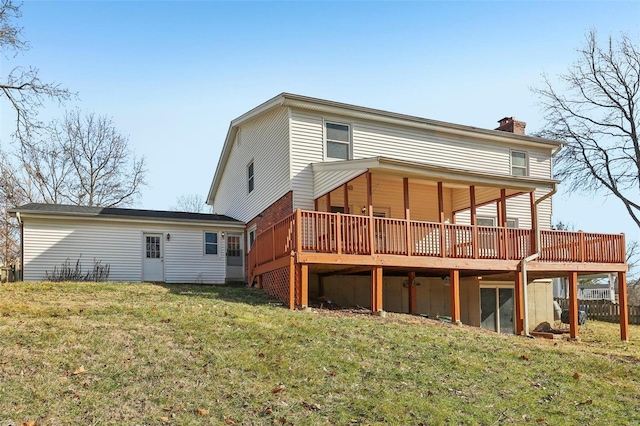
(450, 269, 461, 325)
(514, 269, 524, 335)
(326, 192, 331, 213)
(529, 192, 537, 253)
(438, 182, 446, 257)
(619, 271, 629, 341)
(343, 183, 349, 214)
(500, 189, 507, 226)
(403, 178, 411, 256)
(367, 172, 374, 255)
(408, 271, 416, 314)
(371, 266, 384, 314)
(568, 271, 579, 339)
(470, 186, 478, 259)
(499, 189, 507, 259)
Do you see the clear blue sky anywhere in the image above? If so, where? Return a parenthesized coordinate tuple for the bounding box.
(1, 1, 639, 239)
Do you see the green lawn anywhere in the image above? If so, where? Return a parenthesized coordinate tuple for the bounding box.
(0, 282, 638, 425)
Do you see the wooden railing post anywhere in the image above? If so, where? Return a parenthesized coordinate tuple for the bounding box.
(579, 231, 585, 262)
(295, 209, 302, 254)
(271, 226, 276, 262)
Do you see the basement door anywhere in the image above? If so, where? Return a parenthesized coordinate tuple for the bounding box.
(480, 288, 514, 334)
(143, 233, 164, 282)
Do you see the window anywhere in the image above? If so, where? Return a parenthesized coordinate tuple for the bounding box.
(247, 161, 254, 193)
(511, 150, 528, 176)
(325, 122, 351, 160)
(146, 236, 161, 258)
(477, 217, 496, 227)
(204, 232, 218, 255)
(506, 218, 518, 228)
(248, 228, 256, 250)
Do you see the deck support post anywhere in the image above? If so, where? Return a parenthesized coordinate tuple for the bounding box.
(568, 271, 579, 339)
(288, 255, 296, 310)
(514, 269, 524, 335)
(298, 263, 308, 308)
(619, 271, 629, 341)
(371, 266, 384, 314)
(408, 271, 416, 314)
(450, 269, 461, 325)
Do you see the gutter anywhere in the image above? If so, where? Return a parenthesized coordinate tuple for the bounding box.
(520, 182, 558, 337)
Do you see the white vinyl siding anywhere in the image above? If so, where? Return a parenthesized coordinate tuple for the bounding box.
(22, 218, 232, 284)
(289, 108, 553, 208)
(290, 110, 325, 211)
(313, 168, 367, 199)
(213, 106, 290, 223)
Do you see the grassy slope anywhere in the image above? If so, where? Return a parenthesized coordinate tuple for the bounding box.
(0, 282, 638, 425)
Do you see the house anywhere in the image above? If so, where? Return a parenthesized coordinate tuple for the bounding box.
(207, 93, 630, 340)
(10, 204, 244, 284)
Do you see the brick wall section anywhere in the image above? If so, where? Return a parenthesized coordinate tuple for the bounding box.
(246, 191, 294, 236)
(245, 191, 294, 281)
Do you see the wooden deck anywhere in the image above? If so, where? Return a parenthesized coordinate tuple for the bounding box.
(249, 209, 626, 281)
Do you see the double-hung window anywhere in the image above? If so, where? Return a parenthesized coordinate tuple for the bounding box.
(511, 151, 528, 176)
(325, 122, 351, 160)
(204, 232, 218, 255)
(247, 161, 254, 193)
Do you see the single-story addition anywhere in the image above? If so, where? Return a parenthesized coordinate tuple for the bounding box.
(9, 204, 245, 284)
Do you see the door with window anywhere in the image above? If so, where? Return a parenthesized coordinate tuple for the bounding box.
(480, 287, 514, 334)
(226, 233, 244, 281)
(143, 233, 164, 282)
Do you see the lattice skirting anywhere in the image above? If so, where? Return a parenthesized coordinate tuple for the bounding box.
(262, 266, 291, 305)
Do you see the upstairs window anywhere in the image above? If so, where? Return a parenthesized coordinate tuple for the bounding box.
(511, 150, 528, 176)
(325, 122, 351, 160)
(247, 161, 254, 193)
(204, 232, 218, 255)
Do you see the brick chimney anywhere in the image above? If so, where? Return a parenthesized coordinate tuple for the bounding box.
(495, 117, 526, 135)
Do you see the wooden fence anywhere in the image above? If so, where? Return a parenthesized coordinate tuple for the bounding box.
(554, 298, 640, 325)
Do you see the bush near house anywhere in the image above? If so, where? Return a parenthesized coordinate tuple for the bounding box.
(0, 282, 639, 425)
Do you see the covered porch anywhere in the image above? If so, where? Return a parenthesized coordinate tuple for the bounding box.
(248, 158, 629, 340)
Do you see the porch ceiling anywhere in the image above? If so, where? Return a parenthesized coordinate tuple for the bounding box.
(312, 156, 557, 201)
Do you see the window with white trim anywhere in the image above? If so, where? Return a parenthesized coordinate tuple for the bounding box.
(247, 161, 254, 193)
(325, 122, 351, 160)
(511, 150, 528, 176)
(477, 217, 496, 227)
(506, 218, 518, 228)
(204, 232, 218, 255)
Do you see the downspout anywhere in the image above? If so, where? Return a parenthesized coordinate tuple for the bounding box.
(16, 212, 23, 282)
(521, 182, 557, 336)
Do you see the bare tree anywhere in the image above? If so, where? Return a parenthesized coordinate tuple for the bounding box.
(0, 0, 73, 141)
(171, 194, 209, 213)
(12, 110, 148, 207)
(534, 30, 640, 228)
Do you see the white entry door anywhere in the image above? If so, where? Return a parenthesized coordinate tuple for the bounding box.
(143, 233, 164, 282)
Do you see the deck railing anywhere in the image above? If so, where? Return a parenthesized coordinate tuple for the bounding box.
(249, 210, 626, 278)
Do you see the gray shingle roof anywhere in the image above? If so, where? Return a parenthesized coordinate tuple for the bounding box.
(10, 203, 242, 224)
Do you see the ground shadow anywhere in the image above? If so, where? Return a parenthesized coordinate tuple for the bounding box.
(153, 283, 283, 308)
